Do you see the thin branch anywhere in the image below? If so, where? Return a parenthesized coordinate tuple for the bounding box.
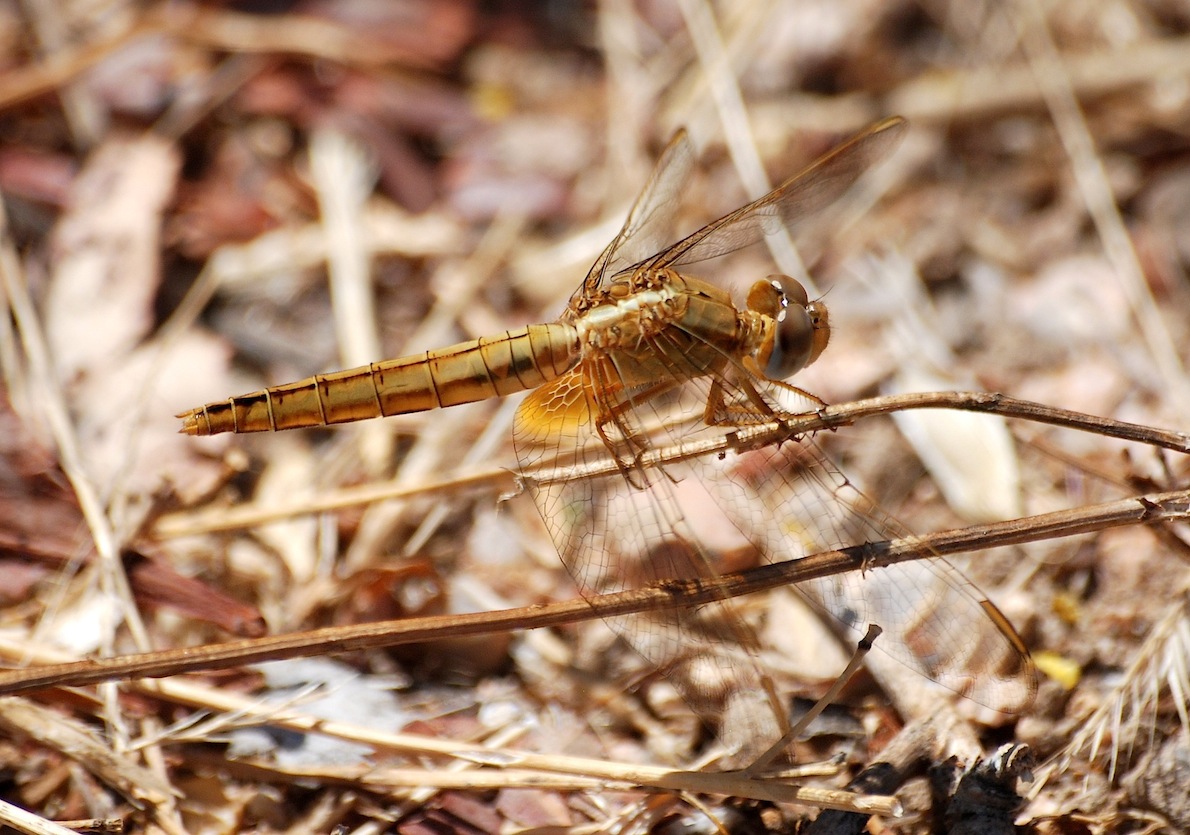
(6, 488, 1188, 696)
(746, 625, 881, 774)
(155, 391, 1190, 536)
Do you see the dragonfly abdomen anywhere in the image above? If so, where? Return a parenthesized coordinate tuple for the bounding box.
(178, 323, 580, 436)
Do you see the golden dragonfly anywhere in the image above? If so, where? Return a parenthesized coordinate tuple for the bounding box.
(181, 117, 1035, 752)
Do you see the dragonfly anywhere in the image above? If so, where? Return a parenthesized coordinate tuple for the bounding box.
(180, 116, 1035, 758)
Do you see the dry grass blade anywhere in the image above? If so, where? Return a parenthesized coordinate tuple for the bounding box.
(309, 128, 391, 471)
(1037, 594, 1190, 787)
(0, 798, 79, 835)
(0, 636, 897, 814)
(679, 0, 810, 287)
(1013, 0, 1190, 413)
(0, 196, 154, 681)
(0, 699, 173, 807)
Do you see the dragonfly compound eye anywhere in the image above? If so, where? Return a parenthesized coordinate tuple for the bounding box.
(752, 274, 828, 379)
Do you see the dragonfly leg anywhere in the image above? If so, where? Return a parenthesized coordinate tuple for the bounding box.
(699, 359, 833, 428)
(591, 411, 648, 490)
(702, 366, 780, 428)
(702, 377, 728, 426)
(589, 373, 688, 489)
(765, 377, 829, 410)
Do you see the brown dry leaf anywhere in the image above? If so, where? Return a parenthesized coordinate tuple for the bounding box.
(0, 385, 261, 633)
(174, 771, 256, 835)
(495, 787, 573, 828)
(0, 146, 77, 207)
(303, 0, 478, 68)
(37, 132, 236, 502)
(45, 133, 178, 384)
(171, 132, 287, 259)
(126, 548, 267, 637)
(70, 329, 234, 503)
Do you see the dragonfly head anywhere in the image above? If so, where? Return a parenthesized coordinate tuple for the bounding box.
(747, 274, 831, 379)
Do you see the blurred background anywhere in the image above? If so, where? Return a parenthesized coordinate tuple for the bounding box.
(1, 0, 1189, 832)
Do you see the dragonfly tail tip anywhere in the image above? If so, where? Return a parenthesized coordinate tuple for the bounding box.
(176, 410, 203, 436)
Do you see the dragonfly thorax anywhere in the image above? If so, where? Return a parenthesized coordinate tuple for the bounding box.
(573, 269, 688, 352)
(569, 267, 831, 389)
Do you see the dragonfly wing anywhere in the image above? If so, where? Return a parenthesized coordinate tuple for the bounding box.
(577, 130, 697, 301)
(515, 340, 1034, 767)
(647, 117, 907, 270)
(623, 350, 1038, 713)
(514, 353, 796, 762)
(693, 429, 1037, 714)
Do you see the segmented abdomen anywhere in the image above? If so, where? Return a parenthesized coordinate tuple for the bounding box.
(178, 323, 579, 436)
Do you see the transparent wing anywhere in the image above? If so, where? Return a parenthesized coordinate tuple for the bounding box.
(641, 117, 907, 271)
(515, 360, 796, 760)
(574, 130, 697, 305)
(514, 322, 1035, 763)
(703, 437, 1036, 714)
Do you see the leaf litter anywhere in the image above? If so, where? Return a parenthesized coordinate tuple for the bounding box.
(0, 1, 1188, 832)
